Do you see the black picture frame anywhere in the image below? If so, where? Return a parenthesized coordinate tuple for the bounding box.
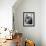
(23, 12, 35, 27)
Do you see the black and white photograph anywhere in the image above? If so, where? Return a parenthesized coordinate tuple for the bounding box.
(23, 12, 35, 27)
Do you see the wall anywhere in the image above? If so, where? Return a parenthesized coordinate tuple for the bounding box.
(41, 0, 46, 46)
(13, 0, 41, 46)
(0, 0, 16, 30)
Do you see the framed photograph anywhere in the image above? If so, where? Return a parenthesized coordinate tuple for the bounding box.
(23, 12, 35, 27)
(13, 13, 15, 31)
